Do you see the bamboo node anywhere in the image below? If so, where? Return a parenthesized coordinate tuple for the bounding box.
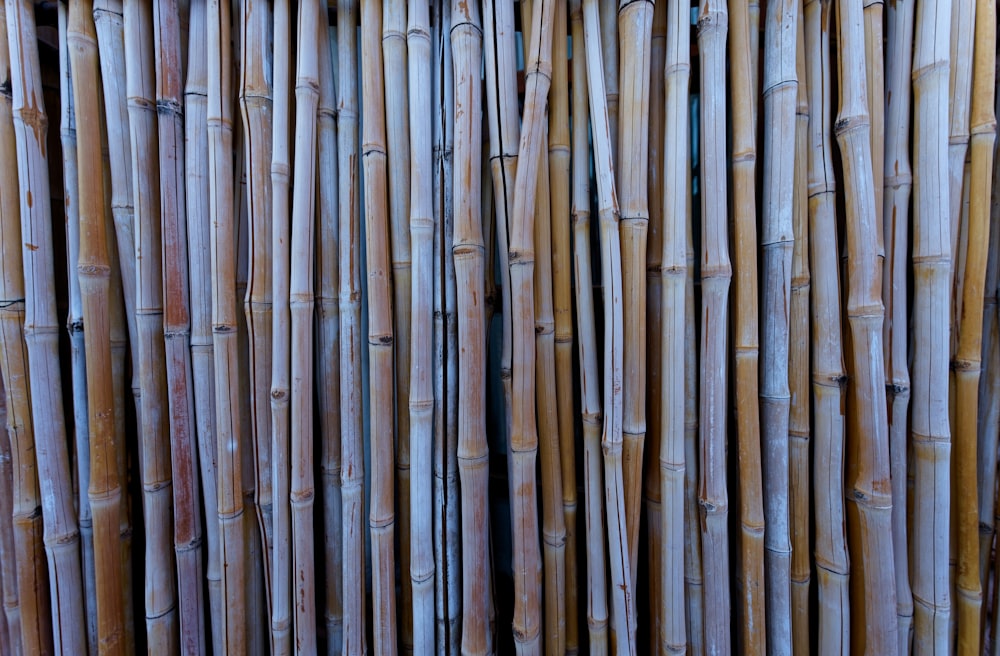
(156, 99, 183, 118)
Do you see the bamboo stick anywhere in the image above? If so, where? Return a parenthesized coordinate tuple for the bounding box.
(863, 0, 884, 263)
(954, 0, 995, 649)
(0, 388, 18, 656)
(5, 0, 88, 649)
(883, 0, 915, 650)
(153, 0, 206, 650)
(910, 0, 953, 650)
(836, 0, 899, 652)
(949, 0, 975, 305)
(569, 3, 608, 652)
(337, 1, 366, 652)
(600, 0, 618, 169)
(0, 7, 49, 653)
(582, 2, 636, 652)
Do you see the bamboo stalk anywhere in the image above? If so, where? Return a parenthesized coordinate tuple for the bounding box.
(569, 3, 608, 652)
(883, 0, 915, 650)
(153, 0, 206, 650)
(910, 0, 953, 650)
(0, 388, 18, 656)
(582, 2, 636, 652)
(863, 0, 884, 265)
(836, 0, 899, 652)
(5, 0, 88, 650)
(949, 0, 975, 308)
(0, 5, 49, 650)
(600, 0, 618, 169)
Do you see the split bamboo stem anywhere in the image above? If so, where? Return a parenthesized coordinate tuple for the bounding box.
(337, 1, 366, 652)
(910, 0, 953, 650)
(207, 0, 247, 649)
(0, 388, 18, 655)
(451, 1, 492, 653)
(69, 0, 127, 651)
(407, 0, 435, 649)
(316, 19, 343, 656)
(836, 0, 899, 652)
(696, 0, 733, 650)
(0, 9, 48, 652)
(569, 2, 608, 651)
(883, 0, 915, 649)
(760, 1, 797, 649)
(954, 0, 996, 649)
(616, 0, 652, 595)
(239, 0, 274, 607)
(184, 1, 223, 648)
(153, 0, 206, 650)
(5, 0, 88, 649)
(582, 1, 636, 651)
(381, 2, 412, 649)
(729, 0, 767, 648)
(600, 0, 618, 169)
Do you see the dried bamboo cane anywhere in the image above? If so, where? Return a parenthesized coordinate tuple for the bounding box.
(954, 0, 996, 649)
(337, 1, 366, 652)
(910, 0, 953, 650)
(836, 0, 899, 652)
(569, 3, 608, 652)
(600, 0, 618, 169)
(407, 0, 435, 649)
(208, 0, 247, 649)
(883, 0, 915, 649)
(804, 1, 849, 651)
(759, 1, 797, 650)
(0, 388, 18, 656)
(582, 2, 636, 652)
(863, 0, 884, 259)
(68, 0, 127, 651)
(729, 0, 767, 648)
(382, 2, 412, 649)
(452, 1, 491, 653)
(185, 1, 223, 649)
(0, 8, 48, 653)
(616, 0, 652, 596)
(949, 0, 975, 302)
(153, 0, 206, 649)
(788, 18, 811, 652)
(239, 0, 274, 608)
(316, 18, 343, 656)
(5, 0, 87, 649)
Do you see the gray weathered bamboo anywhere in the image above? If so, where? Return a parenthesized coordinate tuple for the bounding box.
(0, 387, 18, 654)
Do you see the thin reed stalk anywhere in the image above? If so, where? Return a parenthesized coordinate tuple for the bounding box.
(0, 388, 18, 655)
(600, 0, 618, 167)
(949, 0, 975, 302)
(863, 0, 884, 255)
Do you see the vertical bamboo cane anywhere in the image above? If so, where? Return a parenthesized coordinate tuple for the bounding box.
(759, 1, 797, 650)
(0, 9, 48, 653)
(910, 0, 953, 650)
(569, 3, 609, 652)
(0, 388, 18, 655)
(600, 0, 618, 169)
(863, 0, 884, 259)
(6, 0, 88, 650)
(836, 0, 899, 652)
(948, 0, 975, 299)
(883, 1, 915, 651)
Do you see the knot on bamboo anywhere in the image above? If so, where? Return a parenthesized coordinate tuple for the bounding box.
(834, 114, 868, 137)
(77, 264, 111, 277)
(156, 99, 183, 119)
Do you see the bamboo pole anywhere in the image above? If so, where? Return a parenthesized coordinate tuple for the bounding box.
(582, 2, 636, 652)
(569, 3, 608, 652)
(836, 0, 899, 652)
(5, 0, 88, 649)
(184, 1, 223, 649)
(600, 0, 618, 169)
(153, 0, 206, 650)
(316, 19, 343, 656)
(0, 7, 48, 653)
(883, 0, 915, 650)
(863, 0, 884, 260)
(949, 0, 975, 302)
(0, 388, 18, 656)
(910, 0, 953, 650)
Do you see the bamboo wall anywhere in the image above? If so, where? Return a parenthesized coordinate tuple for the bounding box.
(0, 0, 998, 654)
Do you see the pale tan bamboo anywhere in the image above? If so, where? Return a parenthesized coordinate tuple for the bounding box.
(954, 0, 995, 649)
(910, 0, 953, 650)
(863, 0, 884, 263)
(0, 389, 18, 655)
(239, 0, 274, 606)
(184, 1, 223, 649)
(759, 1, 797, 649)
(789, 19, 811, 652)
(6, 0, 87, 650)
(569, 3, 608, 651)
(153, 0, 206, 649)
(338, 2, 366, 652)
(883, 0, 915, 649)
(382, 2, 412, 649)
(69, 0, 126, 651)
(600, 0, 618, 169)
(729, 0, 767, 648)
(452, 2, 490, 653)
(616, 0, 652, 595)
(582, 2, 636, 651)
(0, 8, 48, 653)
(949, 0, 975, 300)
(836, 0, 899, 652)
(748, 0, 759, 125)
